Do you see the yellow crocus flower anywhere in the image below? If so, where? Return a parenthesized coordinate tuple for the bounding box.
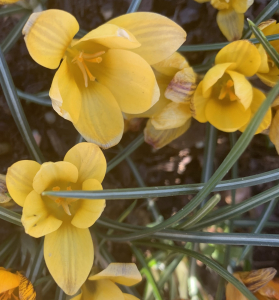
(0, 267, 36, 300)
(191, 40, 271, 133)
(126, 52, 197, 149)
(0, 0, 19, 3)
(6, 143, 106, 295)
(22, 9, 186, 149)
(252, 20, 279, 87)
(195, 0, 254, 41)
(226, 267, 279, 300)
(71, 263, 142, 300)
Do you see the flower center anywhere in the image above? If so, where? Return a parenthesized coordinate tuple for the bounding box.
(51, 186, 76, 216)
(72, 51, 105, 88)
(218, 79, 238, 101)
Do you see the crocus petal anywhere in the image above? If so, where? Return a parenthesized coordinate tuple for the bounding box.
(226, 274, 247, 300)
(205, 99, 251, 132)
(123, 294, 141, 300)
(33, 162, 78, 194)
(44, 223, 93, 295)
(95, 49, 159, 114)
(239, 88, 271, 134)
(75, 23, 141, 49)
(202, 63, 235, 97)
(257, 72, 279, 87)
(216, 9, 244, 42)
(152, 52, 189, 77)
(144, 119, 191, 149)
(64, 143, 106, 184)
(108, 12, 186, 65)
(191, 81, 208, 123)
(256, 44, 269, 73)
(49, 59, 82, 124)
(18, 273, 36, 300)
(71, 179, 105, 228)
(6, 160, 40, 207)
(89, 263, 142, 286)
(73, 81, 124, 149)
(258, 279, 279, 298)
(0, 268, 20, 294)
(232, 0, 254, 13)
(226, 70, 253, 110)
(22, 191, 62, 238)
(215, 40, 261, 76)
(151, 102, 191, 130)
(22, 10, 79, 69)
(165, 67, 197, 103)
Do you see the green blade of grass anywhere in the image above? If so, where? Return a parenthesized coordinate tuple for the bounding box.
(54, 287, 66, 300)
(0, 206, 22, 226)
(28, 238, 45, 284)
(0, 5, 29, 17)
(17, 89, 51, 107)
(127, 0, 142, 13)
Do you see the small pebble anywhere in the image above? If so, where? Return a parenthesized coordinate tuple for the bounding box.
(44, 111, 56, 124)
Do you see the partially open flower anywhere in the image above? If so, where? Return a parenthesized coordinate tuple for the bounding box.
(0, 267, 36, 300)
(23, 9, 186, 149)
(191, 40, 271, 133)
(194, 0, 254, 41)
(6, 143, 106, 295)
(71, 263, 142, 300)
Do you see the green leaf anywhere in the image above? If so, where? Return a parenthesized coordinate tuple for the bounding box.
(0, 206, 22, 226)
(127, 0, 142, 13)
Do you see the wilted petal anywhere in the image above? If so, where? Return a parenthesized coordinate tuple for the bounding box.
(89, 263, 142, 286)
(257, 279, 279, 299)
(64, 143, 106, 184)
(232, 0, 254, 13)
(108, 12, 186, 65)
(6, 160, 40, 207)
(216, 8, 244, 41)
(44, 224, 93, 295)
(18, 272, 36, 300)
(215, 40, 261, 76)
(23, 10, 79, 69)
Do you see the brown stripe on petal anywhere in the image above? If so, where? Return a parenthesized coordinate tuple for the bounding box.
(18, 273, 36, 300)
(165, 67, 197, 103)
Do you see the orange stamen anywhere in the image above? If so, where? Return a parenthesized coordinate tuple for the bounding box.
(219, 79, 237, 101)
(52, 186, 60, 191)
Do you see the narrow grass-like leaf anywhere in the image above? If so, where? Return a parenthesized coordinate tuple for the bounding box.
(193, 57, 215, 73)
(0, 206, 22, 226)
(54, 286, 66, 300)
(248, 18, 279, 68)
(127, 0, 142, 13)
(0, 235, 18, 264)
(133, 242, 258, 300)
(1, 14, 30, 54)
(34, 275, 53, 287)
(0, 47, 45, 163)
(28, 238, 45, 283)
(131, 244, 162, 300)
(17, 89, 51, 107)
(4, 247, 19, 269)
(0, 5, 29, 17)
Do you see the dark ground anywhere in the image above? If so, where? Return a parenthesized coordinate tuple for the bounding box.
(1, 0, 279, 298)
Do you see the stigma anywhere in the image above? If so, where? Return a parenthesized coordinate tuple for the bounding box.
(218, 79, 238, 101)
(51, 186, 75, 216)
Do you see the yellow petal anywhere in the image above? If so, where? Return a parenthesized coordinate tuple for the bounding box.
(23, 10, 79, 69)
(239, 88, 271, 134)
(165, 67, 197, 103)
(72, 81, 124, 149)
(71, 179, 105, 228)
(215, 40, 261, 76)
(256, 44, 269, 73)
(144, 118, 191, 149)
(191, 81, 208, 123)
(123, 294, 141, 300)
(257, 72, 279, 87)
(76, 23, 141, 49)
(226, 70, 253, 110)
(216, 8, 244, 42)
(33, 161, 78, 194)
(232, 0, 254, 14)
(202, 63, 235, 96)
(151, 102, 191, 130)
(17, 272, 36, 300)
(0, 268, 20, 294)
(258, 279, 279, 299)
(44, 224, 93, 295)
(205, 99, 251, 132)
(49, 58, 82, 124)
(108, 12, 186, 65)
(89, 263, 142, 286)
(22, 190, 62, 238)
(95, 49, 159, 114)
(6, 160, 40, 207)
(152, 52, 189, 77)
(269, 110, 279, 154)
(226, 274, 248, 300)
(64, 143, 106, 184)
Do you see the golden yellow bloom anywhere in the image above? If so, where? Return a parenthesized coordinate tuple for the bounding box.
(191, 40, 271, 133)
(22, 9, 186, 149)
(0, 267, 36, 300)
(226, 267, 279, 300)
(252, 20, 279, 87)
(126, 52, 197, 149)
(195, 0, 254, 41)
(71, 263, 142, 300)
(6, 143, 106, 295)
